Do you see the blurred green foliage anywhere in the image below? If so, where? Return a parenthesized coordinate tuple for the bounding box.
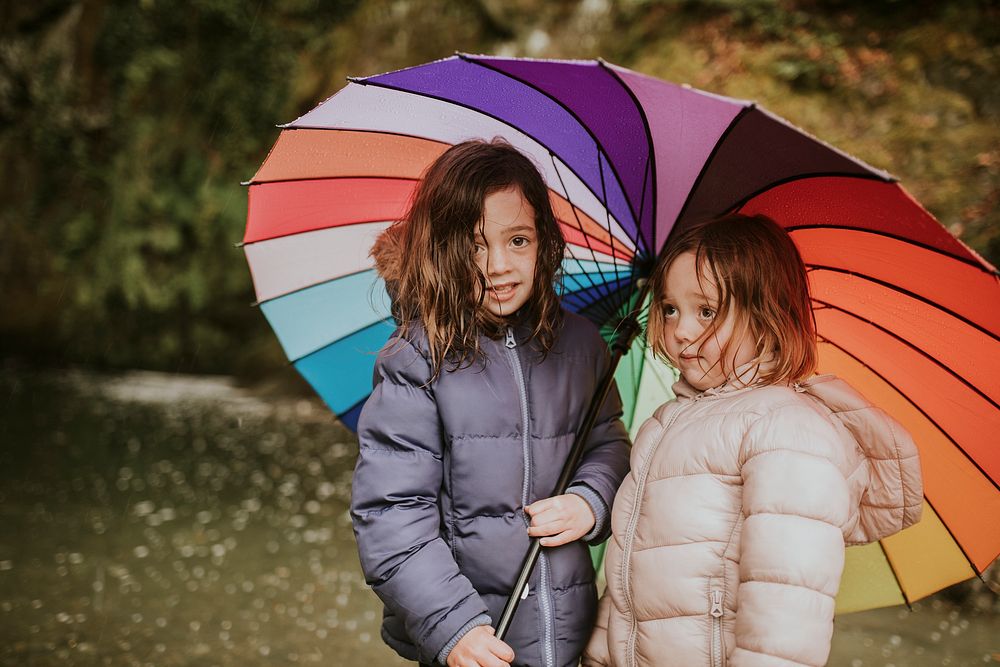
(1, 0, 997, 375)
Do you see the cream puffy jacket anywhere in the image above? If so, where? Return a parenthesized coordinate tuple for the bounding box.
(583, 373, 923, 667)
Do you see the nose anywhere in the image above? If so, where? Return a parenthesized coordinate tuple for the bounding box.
(673, 312, 700, 347)
(487, 245, 511, 276)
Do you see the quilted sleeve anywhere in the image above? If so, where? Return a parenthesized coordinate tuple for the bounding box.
(351, 336, 489, 664)
(729, 401, 851, 667)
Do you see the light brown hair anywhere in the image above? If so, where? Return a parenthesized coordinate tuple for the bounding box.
(646, 213, 817, 386)
(371, 139, 565, 378)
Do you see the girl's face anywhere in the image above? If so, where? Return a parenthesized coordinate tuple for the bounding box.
(474, 187, 538, 319)
(659, 251, 756, 391)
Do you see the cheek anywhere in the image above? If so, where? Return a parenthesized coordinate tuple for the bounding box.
(518, 250, 538, 284)
(699, 334, 725, 362)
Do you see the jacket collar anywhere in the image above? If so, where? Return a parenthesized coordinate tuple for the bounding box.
(672, 357, 778, 401)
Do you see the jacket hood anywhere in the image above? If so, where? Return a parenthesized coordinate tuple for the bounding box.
(673, 367, 923, 544)
(371, 222, 406, 282)
(797, 374, 923, 544)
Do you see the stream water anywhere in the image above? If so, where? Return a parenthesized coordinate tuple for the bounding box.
(0, 368, 995, 666)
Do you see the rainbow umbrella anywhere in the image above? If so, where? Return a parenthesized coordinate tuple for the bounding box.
(242, 55, 1000, 613)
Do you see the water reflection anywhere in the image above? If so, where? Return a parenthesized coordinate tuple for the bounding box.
(0, 369, 996, 666)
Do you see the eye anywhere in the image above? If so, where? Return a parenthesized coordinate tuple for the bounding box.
(511, 236, 531, 248)
(699, 306, 716, 320)
(473, 242, 486, 255)
(661, 303, 677, 317)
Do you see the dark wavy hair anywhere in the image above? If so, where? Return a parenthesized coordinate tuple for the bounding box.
(371, 139, 565, 379)
(646, 213, 818, 386)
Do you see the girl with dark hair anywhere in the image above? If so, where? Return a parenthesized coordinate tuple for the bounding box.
(351, 139, 630, 667)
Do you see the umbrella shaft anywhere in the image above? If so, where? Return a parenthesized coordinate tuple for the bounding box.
(495, 347, 624, 640)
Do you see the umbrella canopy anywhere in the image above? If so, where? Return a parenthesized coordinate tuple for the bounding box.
(242, 55, 1000, 613)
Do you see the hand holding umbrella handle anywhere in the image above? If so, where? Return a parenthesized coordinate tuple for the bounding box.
(494, 307, 645, 640)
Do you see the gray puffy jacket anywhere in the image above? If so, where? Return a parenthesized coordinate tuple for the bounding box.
(351, 311, 631, 666)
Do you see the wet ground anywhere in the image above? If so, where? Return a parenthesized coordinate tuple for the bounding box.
(0, 368, 996, 666)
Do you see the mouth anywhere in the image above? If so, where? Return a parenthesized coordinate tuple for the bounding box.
(488, 282, 519, 301)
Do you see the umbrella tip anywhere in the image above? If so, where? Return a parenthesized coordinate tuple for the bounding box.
(233, 241, 245, 249)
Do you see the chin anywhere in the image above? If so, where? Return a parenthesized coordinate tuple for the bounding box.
(682, 373, 717, 392)
(489, 300, 527, 319)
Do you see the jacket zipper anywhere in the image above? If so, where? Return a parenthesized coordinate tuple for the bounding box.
(505, 326, 555, 667)
(710, 589, 724, 667)
(622, 402, 683, 667)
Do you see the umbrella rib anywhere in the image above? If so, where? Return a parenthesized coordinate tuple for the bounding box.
(875, 540, 912, 610)
(626, 341, 649, 430)
(598, 148, 626, 300)
(672, 105, 754, 232)
(252, 266, 381, 308)
(564, 279, 629, 325)
(807, 264, 1000, 343)
(576, 281, 633, 327)
(242, 216, 401, 247)
(793, 225, 999, 276)
(288, 317, 396, 366)
(816, 335, 1000, 494)
(461, 54, 644, 236)
(550, 153, 622, 320)
(621, 292, 654, 430)
(597, 59, 657, 255)
(732, 171, 894, 216)
(245, 173, 420, 187)
(635, 154, 652, 262)
(922, 495, 989, 579)
(276, 125, 453, 145)
(812, 297, 1000, 411)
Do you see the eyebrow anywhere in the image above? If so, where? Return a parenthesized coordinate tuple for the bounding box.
(475, 225, 536, 239)
(661, 292, 712, 301)
(504, 225, 536, 234)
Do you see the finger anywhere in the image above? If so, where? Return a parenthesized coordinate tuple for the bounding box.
(479, 652, 510, 667)
(473, 642, 509, 667)
(528, 508, 563, 527)
(530, 502, 573, 523)
(523, 499, 549, 516)
(539, 529, 578, 547)
(527, 520, 565, 537)
(488, 637, 516, 663)
(525, 496, 564, 516)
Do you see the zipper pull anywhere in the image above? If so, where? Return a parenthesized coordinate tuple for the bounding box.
(505, 326, 517, 349)
(710, 590, 724, 618)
